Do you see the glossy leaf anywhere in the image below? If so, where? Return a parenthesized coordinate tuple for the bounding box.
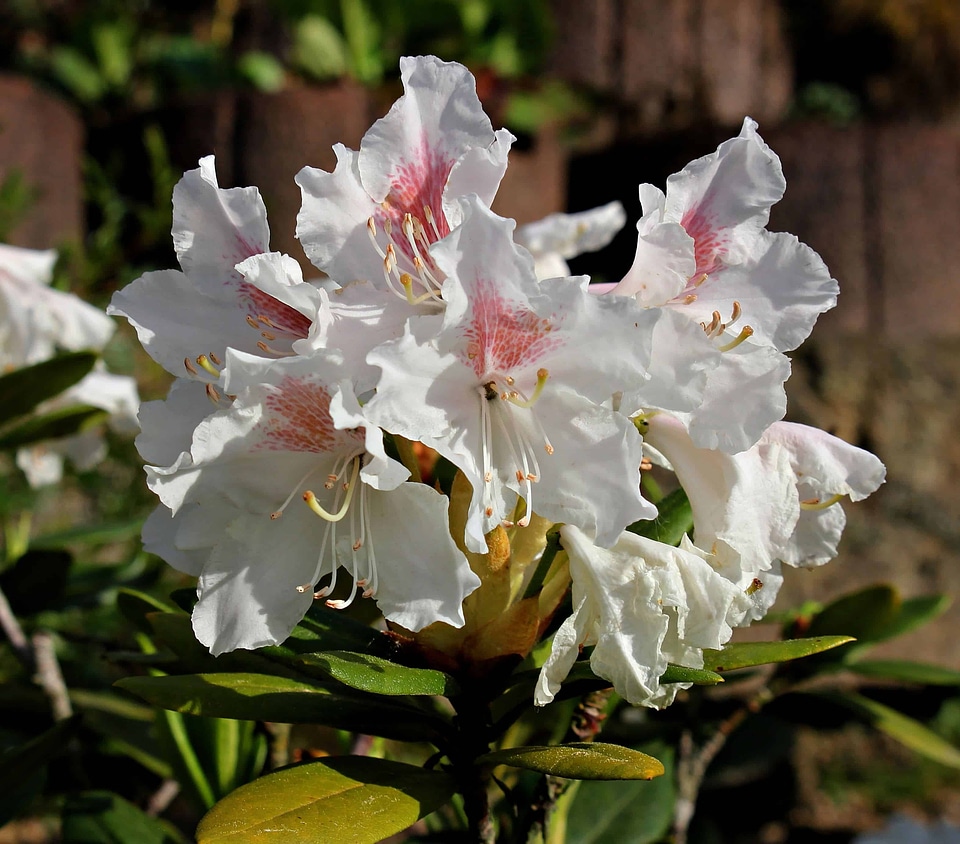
(566, 744, 675, 844)
(702, 636, 854, 673)
(298, 650, 459, 697)
(196, 757, 455, 844)
(626, 488, 692, 547)
(478, 743, 665, 780)
(0, 351, 97, 425)
(115, 673, 447, 743)
(660, 664, 724, 685)
(61, 791, 187, 844)
(871, 594, 952, 643)
(817, 692, 960, 769)
(0, 404, 108, 449)
(847, 659, 960, 686)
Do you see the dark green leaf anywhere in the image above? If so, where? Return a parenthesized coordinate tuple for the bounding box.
(115, 673, 447, 742)
(815, 692, 960, 769)
(873, 594, 952, 643)
(0, 404, 108, 450)
(145, 612, 305, 679)
(0, 351, 98, 424)
(566, 744, 675, 844)
(626, 488, 692, 547)
(0, 717, 80, 825)
(846, 659, 960, 686)
(478, 743, 664, 780)
(196, 757, 455, 843)
(298, 650, 459, 696)
(62, 791, 187, 844)
(702, 636, 854, 672)
(804, 585, 899, 643)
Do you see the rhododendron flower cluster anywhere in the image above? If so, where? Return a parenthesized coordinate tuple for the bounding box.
(112, 55, 884, 706)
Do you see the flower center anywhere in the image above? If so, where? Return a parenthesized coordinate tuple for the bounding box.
(366, 210, 446, 306)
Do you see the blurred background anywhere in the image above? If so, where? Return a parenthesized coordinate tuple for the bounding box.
(2, 0, 960, 841)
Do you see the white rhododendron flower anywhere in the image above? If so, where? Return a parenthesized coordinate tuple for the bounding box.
(108, 157, 316, 392)
(0, 243, 139, 485)
(535, 525, 745, 708)
(516, 201, 626, 280)
(114, 52, 885, 695)
(610, 118, 839, 453)
(145, 351, 478, 653)
(297, 55, 514, 299)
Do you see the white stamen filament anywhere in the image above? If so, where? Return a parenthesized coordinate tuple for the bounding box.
(270, 462, 329, 519)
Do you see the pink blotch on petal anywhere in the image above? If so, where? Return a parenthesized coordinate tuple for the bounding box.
(681, 204, 728, 278)
(375, 136, 454, 265)
(255, 377, 363, 454)
(460, 277, 562, 379)
(240, 283, 311, 338)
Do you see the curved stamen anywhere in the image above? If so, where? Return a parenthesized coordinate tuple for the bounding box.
(303, 458, 361, 522)
(505, 369, 549, 409)
(800, 493, 844, 511)
(196, 355, 220, 377)
(718, 325, 754, 352)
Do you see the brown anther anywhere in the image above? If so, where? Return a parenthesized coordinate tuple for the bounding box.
(694, 273, 709, 287)
(209, 352, 222, 366)
(545, 444, 555, 455)
(485, 506, 494, 517)
(184, 357, 198, 375)
(270, 511, 282, 520)
(484, 471, 493, 482)
(505, 376, 515, 385)
(205, 383, 221, 404)
(246, 315, 260, 329)
(352, 539, 363, 551)
(683, 294, 698, 305)
(261, 331, 276, 341)
(516, 470, 525, 483)
(640, 458, 653, 471)
(526, 473, 538, 481)
(730, 301, 742, 322)
(257, 315, 275, 327)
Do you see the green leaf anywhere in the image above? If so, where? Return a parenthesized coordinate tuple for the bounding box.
(298, 650, 459, 697)
(660, 664, 724, 685)
(846, 660, 960, 686)
(145, 612, 305, 679)
(0, 351, 98, 425)
(115, 673, 447, 743)
(0, 404, 108, 450)
(626, 488, 692, 547)
(478, 743, 664, 781)
(816, 692, 960, 769)
(196, 756, 455, 843)
(62, 791, 187, 844)
(804, 585, 899, 643)
(566, 744, 675, 844)
(117, 589, 180, 633)
(702, 636, 854, 672)
(31, 518, 144, 550)
(873, 594, 952, 643)
(0, 717, 80, 825)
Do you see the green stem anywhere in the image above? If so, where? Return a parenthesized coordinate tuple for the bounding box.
(522, 526, 563, 600)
